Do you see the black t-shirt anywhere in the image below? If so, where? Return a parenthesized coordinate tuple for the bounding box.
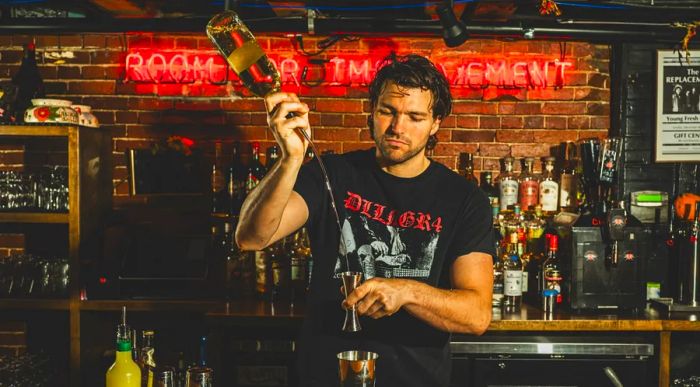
(293, 148, 494, 387)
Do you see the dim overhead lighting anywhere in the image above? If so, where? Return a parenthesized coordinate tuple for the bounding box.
(436, 1, 469, 48)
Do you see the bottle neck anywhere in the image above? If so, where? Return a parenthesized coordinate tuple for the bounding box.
(115, 349, 135, 362)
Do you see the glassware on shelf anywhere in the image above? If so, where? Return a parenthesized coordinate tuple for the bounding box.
(0, 166, 69, 212)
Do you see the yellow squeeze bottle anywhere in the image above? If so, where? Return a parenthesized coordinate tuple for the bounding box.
(106, 306, 141, 387)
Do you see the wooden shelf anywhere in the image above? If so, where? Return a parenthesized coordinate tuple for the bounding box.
(0, 212, 69, 223)
(0, 298, 70, 310)
(0, 125, 70, 137)
(80, 299, 223, 312)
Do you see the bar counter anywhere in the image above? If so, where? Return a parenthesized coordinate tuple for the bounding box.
(200, 299, 699, 386)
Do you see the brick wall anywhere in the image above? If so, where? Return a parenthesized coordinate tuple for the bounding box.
(0, 33, 610, 200)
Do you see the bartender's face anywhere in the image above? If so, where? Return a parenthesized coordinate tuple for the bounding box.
(370, 81, 441, 165)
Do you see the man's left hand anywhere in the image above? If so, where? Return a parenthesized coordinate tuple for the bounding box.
(342, 278, 409, 319)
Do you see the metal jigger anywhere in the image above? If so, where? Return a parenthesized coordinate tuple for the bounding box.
(341, 271, 363, 332)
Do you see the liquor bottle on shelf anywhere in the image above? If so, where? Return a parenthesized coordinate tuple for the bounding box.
(269, 238, 290, 301)
(106, 307, 141, 387)
(224, 221, 255, 299)
(254, 247, 271, 300)
(12, 41, 45, 123)
(559, 142, 579, 213)
(139, 330, 156, 387)
(185, 336, 214, 387)
(290, 228, 311, 302)
(541, 234, 563, 304)
(266, 144, 280, 171)
(480, 171, 499, 205)
(498, 157, 519, 211)
(502, 232, 523, 311)
(211, 142, 227, 215)
(248, 141, 267, 186)
(518, 157, 539, 212)
(227, 141, 247, 216)
(459, 152, 478, 183)
(539, 157, 559, 214)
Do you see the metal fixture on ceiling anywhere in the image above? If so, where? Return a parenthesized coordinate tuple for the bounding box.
(436, 0, 469, 47)
(0, 0, 696, 44)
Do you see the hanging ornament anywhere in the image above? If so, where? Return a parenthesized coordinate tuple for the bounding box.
(682, 22, 697, 63)
(539, 0, 561, 16)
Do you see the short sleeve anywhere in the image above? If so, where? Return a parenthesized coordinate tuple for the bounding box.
(448, 189, 496, 261)
(293, 157, 327, 227)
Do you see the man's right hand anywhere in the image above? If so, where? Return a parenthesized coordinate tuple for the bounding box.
(264, 92, 310, 164)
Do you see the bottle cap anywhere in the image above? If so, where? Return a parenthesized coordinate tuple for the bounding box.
(543, 289, 559, 297)
(116, 339, 132, 352)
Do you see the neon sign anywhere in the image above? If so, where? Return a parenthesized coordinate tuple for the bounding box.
(124, 50, 573, 89)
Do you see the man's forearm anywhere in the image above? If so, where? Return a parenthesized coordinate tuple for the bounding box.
(236, 158, 302, 250)
(401, 279, 492, 335)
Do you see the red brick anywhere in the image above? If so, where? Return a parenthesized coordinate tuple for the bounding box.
(580, 130, 608, 139)
(501, 117, 524, 129)
(534, 130, 579, 143)
(566, 73, 588, 86)
(587, 102, 610, 116)
(484, 89, 527, 102)
(67, 81, 115, 95)
(57, 66, 81, 79)
(573, 44, 595, 57)
(527, 89, 575, 101)
(251, 113, 267, 125)
(439, 116, 456, 128)
(38, 66, 57, 79)
(93, 111, 115, 125)
(588, 73, 608, 88)
(314, 128, 360, 141)
(482, 158, 501, 171)
(344, 114, 369, 128)
(225, 113, 251, 125)
(568, 116, 590, 129)
(12, 35, 33, 46)
(498, 103, 516, 115)
(106, 35, 125, 50)
(44, 81, 67, 94)
(174, 102, 219, 111)
(320, 114, 343, 126)
(452, 102, 497, 115)
(542, 102, 587, 115)
(83, 35, 105, 48)
(316, 99, 363, 113)
(514, 103, 542, 115)
(220, 98, 265, 112)
(456, 116, 478, 129)
(103, 124, 126, 138)
(575, 88, 609, 102)
(497, 130, 534, 143)
(452, 130, 495, 143)
(1, 51, 21, 64)
(479, 143, 511, 157)
(89, 97, 129, 110)
(0, 36, 12, 46)
(81, 66, 106, 79)
(433, 143, 478, 157)
(116, 111, 138, 124)
(590, 117, 610, 129)
(90, 51, 123, 65)
(524, 116, 544, 129)
(173, 37, 199, 49)
(128, 98, 174, 110)
(451, 88, 484, 99)
(36, 36, 59, 47)
(0, 151, 23, 165)
(138, 112, 161, 124)
(346, 87, 369, 98)
(59, 35, 83, 47)
(480, 116, 500, 129)
(510, 143, 552, 157)
(0, 234, 24, 248)
(545, 116, 567, 129)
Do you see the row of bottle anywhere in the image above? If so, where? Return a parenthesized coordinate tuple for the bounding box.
(211, 141, 318, 216)
(460, 153, 580, 215)
(106, 307, 213, 387)
(492, 229, 564, 311)
(213, 222, 313, 302)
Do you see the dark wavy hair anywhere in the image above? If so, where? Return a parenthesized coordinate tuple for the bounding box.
(368, 53, 452, 150)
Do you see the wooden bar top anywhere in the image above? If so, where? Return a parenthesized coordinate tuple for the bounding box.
(203, 299, 700, 332)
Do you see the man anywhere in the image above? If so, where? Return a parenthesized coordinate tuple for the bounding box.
(236, 53, 494, 387)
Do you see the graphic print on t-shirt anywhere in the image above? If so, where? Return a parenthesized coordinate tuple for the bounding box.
(334, 191, 442, 280)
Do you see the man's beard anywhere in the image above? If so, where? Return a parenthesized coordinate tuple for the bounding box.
(373, 129, 430, 165)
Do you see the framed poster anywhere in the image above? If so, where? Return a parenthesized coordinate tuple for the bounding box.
(655, 50, 700, 162)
